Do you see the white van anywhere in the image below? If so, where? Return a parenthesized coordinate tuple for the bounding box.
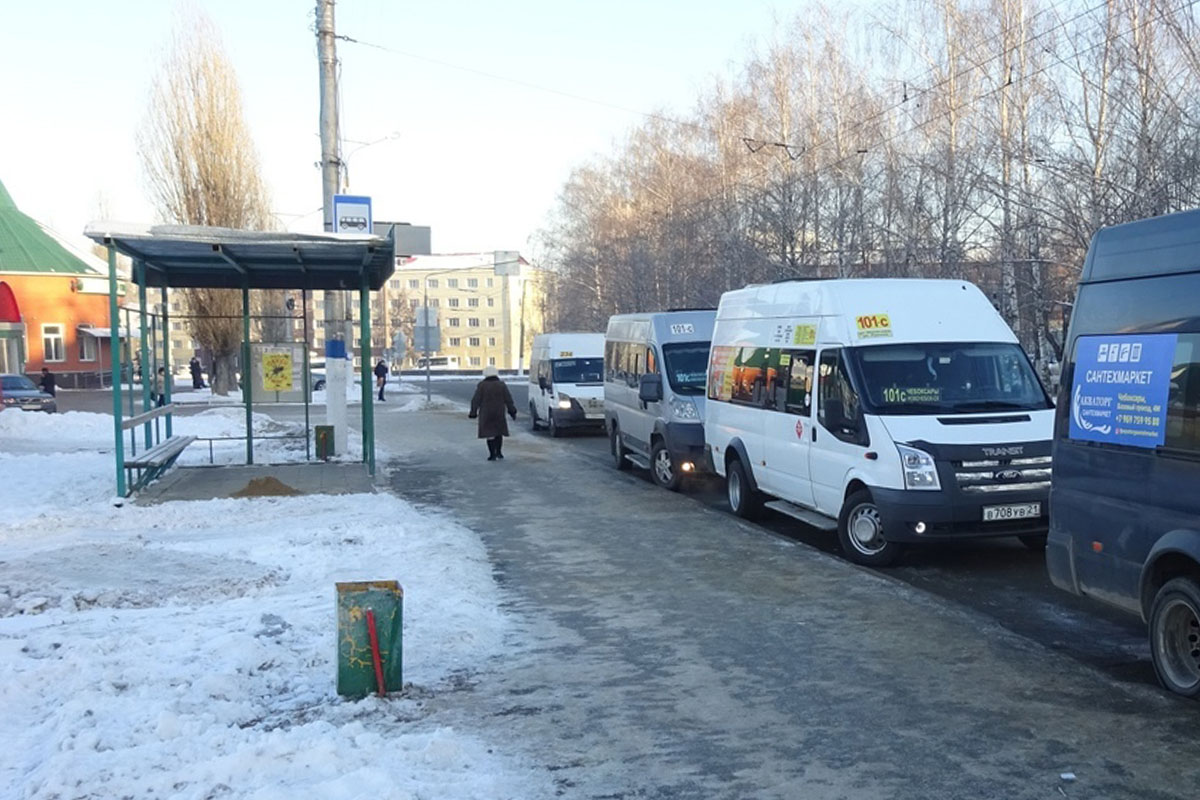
(605, 310, 716, 489)
(706, 279, 1055, 566)
(528, 333, 605, 436)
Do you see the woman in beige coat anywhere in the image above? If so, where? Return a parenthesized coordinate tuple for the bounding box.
(469, 365, 517, 460)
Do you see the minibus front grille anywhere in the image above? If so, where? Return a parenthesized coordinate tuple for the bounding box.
(952, 455, 1052, 493)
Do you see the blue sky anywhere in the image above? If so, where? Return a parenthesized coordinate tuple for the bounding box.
(2, 0, 860, 255)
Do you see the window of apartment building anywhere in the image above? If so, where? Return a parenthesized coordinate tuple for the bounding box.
(469, 356, 481, 366)
(172, 321, 183, 331)
(448, 318, 461, 327)
(78, 332, 97, 362)
(449, 337, 461, 346)
(447, 298, 460, 308)
(408, 279, 420, 289)
(487, 337, 497, 346)
(172, 339, 183, 350)
(447, 278, 458, 288)
(486, 278, 494, 288)
(429, 299, 439, 308)
(468, 318, 480, 328)
(388, 279, 401, 289)
(42, 324, 65, 362)
(487, 297, 495, 307)
(427, 278, 438, 288)
(487, 318, 496, 327)
(409, 299, 420, 309)
(316, 320, 324, 328)
(469, 337, 480, 347)
(488, 357, 496, 366)
(468, 297, 479, 308)
(467, 278, 478, 288)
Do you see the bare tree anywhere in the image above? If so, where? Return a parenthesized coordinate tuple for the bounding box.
(139, 11, 275, 394)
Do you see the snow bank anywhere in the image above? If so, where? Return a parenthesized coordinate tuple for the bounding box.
(0, 412, 546, 799)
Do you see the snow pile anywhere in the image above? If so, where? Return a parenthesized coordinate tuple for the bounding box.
(0, 414, 546, 799)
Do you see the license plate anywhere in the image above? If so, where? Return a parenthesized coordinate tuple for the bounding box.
(983, 502, 1041, 522)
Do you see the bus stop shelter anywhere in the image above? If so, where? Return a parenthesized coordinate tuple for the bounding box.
(84, 223, 396, 497)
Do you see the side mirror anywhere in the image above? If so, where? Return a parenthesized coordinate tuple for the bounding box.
(638, 373, 663, 404)
(537, 375, 548, 392)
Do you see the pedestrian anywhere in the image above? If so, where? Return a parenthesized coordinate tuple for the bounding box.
(38, 367, 56, 396)
(153, 366, 166, 407)
(189, 356, 206, 389)
(374, 359, 388, 401)
(469, 365, 517, 461)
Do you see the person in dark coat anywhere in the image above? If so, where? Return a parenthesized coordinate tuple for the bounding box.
(189, 356, 206, 389)
(374, 359, 388, 401)
(469, 365, 517, 460)
(38, 367, 56, 397)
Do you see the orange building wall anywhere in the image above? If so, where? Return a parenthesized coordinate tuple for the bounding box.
(2, 273, 114, 373)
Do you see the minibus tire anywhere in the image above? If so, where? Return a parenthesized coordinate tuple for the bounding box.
(529, 402, 540, 431)
(651, 440, 681, 491)
(837, 490, 903, 567)
(549, 412, 562, 438)
(726, 458, 764, 520)
(1149, 577, 1200, 698)
(611, 426, 631, 470)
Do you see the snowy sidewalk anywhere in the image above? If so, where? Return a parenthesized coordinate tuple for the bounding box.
(0, 409, 552, 799)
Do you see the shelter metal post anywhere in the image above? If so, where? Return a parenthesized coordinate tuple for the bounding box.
(302, 289, 311, 461)
(242, 281, 253, 464)
(360, 271, 375, 475)
(161, 286, 172, 438)
(136, 260, 152, 450)
(107, 245, 126, 498)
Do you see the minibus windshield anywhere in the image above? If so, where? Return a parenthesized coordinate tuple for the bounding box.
(663, 343, 710, 396)
(552, 358, 604, 384)
(851, 342, 1050, 415)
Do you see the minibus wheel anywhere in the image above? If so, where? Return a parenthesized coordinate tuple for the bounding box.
(726, 458, 764, 519)
(611, 425, 631, 470)
(1149, 577, 1200, 698)
(837, 490, 903, 567)
(529, 402, 540, 431)
(548, 412, 562, 438)
(651, 440, 681, 491)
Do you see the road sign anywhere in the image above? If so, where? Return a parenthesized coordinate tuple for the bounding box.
(493, 250, 521, 276)
(415, 307, 438, 327)
(332, 194, 372, 234)
(413, 326, 439, 352)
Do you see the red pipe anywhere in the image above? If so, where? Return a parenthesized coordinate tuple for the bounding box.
(365, 609, 387, 696)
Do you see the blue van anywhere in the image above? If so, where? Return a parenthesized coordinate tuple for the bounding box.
(1049, 208, 1200, 697)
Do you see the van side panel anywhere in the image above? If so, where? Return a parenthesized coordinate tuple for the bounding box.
(1051, 271, 1200, 614)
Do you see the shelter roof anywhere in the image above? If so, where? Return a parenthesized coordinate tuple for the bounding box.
(0, 179, 104, 276)
(83, 223, 396, 291)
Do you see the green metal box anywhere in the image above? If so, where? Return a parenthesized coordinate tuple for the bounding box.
(336, 580, 403, 698)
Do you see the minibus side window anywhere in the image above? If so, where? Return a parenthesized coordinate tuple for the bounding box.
(604, 341, 616, 382)
(1166, 334, 1200, 453)
(818, 349, 867, 445)
(777, 350, 815, 415)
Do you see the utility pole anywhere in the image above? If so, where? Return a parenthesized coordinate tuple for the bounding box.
(317, 0, 348, 454)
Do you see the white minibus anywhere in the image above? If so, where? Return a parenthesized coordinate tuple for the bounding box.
(706, 279, 1054, 566)
(528, 333, 605, 436)
(605, 310, 716, 490)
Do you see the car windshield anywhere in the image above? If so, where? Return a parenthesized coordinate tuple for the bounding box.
(850, 342, 1050, 415)
(663, 342, 710, 396)
(1, 375, 37, 392)
(552, 358, 603, 384)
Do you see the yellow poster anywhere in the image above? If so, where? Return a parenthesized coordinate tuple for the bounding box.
(262, 352, 294, 391)
(792, 324, 817, 346)
(855, 313, 893, 339)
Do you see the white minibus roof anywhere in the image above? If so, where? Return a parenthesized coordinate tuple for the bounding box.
(716, 279, 1017, 346)
(532, 332, 605, 358)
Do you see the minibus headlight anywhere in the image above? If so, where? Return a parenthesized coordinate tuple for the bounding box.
(557, 394, 574, 410)
(670, 397, 699, 420)
(896, 444, 941, 491)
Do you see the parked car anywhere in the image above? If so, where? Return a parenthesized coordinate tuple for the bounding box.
(0, 374, 56, 413)
(1048, 207, 1200, 698)
(705, 279, 1054, 567)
